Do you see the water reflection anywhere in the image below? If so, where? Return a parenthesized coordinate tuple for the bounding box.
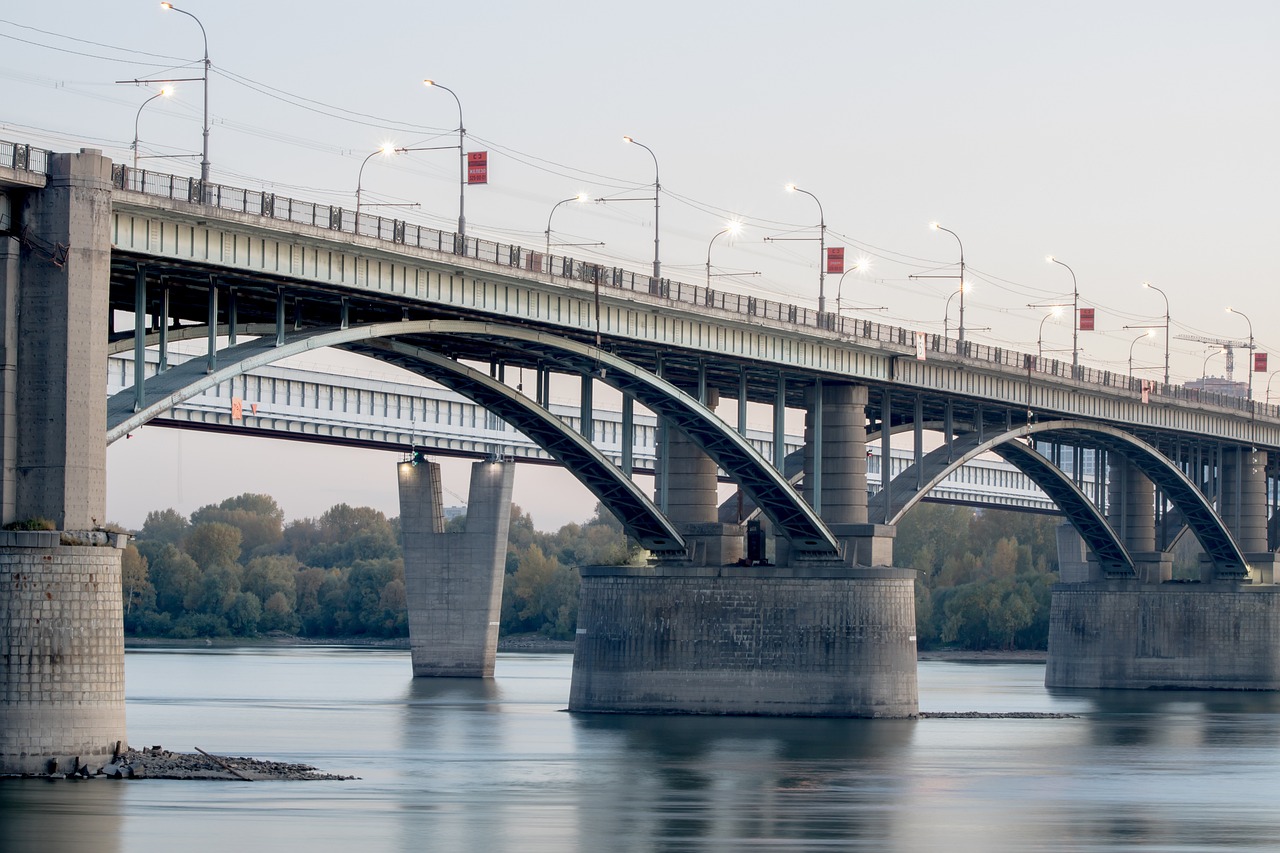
(1051, 687, 1280, 750)
(571, 713, 914, 848)
(0, 779, 122, 853)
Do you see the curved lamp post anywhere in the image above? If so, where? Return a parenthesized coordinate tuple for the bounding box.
(159, 3, 209, 188)
(1046, 255, 1079, 371)
(1227, 306, 1255, 399)
(623, 136, 661, 286)
(1038, 305, 1064, 360)
(929, 223, 966, 342)
(1266, 371, 1280, 406)
(1129, 329, 1156, 379)
(786, 184, 826, 314)
(1141, 281, 1171, 384)
(834, 257, 871, 313)
(355, 143, 398, 227)
(944, 281, 971, 340)
(1203, 347, 1224, 379)
(706, 223, 741, 289)
(423, 79, 466, 249)
(545, 192, 592, 260)
(132, 85, 173, 170)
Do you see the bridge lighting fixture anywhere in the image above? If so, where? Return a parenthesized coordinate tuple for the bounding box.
(355, 143, 401, 226)
(706, 222, 742, 289)
(1128, 328, 1156, 380)
(929, 223, 966, 342)
(623, 135, 661, 288)
(835, 257, 872, 314)
(1045, 255, 1080, 373)
(132, 85, 173, 171)
(1142, 281, 1171, 384)
(785, 184, 827, 315)
(1226, 306, 1256, 399)
(423, 79, 467, 250)
(160, 2, 210, 190)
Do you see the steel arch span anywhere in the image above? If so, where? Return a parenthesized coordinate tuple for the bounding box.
(870, 420, 1250, 577)
(106, 320, 838, 554)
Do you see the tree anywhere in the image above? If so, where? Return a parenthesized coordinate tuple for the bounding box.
(140, 508, 189, 545)
(510, 545, 579, 639)
(191, 493, 284, 559)
(184, 521, 243, 570)
(143, 543, 201, 616)
(120, 543, 155, 618)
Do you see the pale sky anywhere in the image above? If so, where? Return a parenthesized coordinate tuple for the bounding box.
(4, 2, 1278, 530)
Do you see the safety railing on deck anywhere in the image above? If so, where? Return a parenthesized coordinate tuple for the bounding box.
(0, 138, 1254, 423)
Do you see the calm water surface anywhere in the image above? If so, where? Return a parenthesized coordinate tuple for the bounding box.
(5, 647, 1280, 852)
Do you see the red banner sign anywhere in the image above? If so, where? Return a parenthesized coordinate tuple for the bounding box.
(825, 247, 844, 275)
(1255, 352, 1268, 373)
(1078, 308, 1095, 331)
(467, 151, 488, 185)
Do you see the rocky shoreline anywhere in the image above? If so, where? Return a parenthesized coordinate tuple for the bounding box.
(26, 746, 355, 781)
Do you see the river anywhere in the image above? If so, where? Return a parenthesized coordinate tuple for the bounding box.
(4, 646, 1280, 852)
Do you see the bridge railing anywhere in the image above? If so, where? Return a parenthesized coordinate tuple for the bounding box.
(99, 157, 1279, 423)
(0, 141, 50, 174)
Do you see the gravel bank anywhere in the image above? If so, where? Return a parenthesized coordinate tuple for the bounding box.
(26, 746, 355, 781)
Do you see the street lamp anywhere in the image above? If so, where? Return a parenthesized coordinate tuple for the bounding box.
(1266, 371, 1280, 406)
(1129, 329, 1156, 380)
(1227, 306, 1256, 399)
(706, 223, 741, 289)
(355, 143, 398, 227)
(423, 79, 466, 250)
(786, 184, 827, 314)
(927, 223, 967, 342)
(159, 3, 209, 189)
(834, 256, 871, 313)
(545, 192, 592, 260)
(1203, 347, 1224, 378)
(944, 280, 971, 340)
(1037, 305, 1064, 360)
(132, 85, 173, 170)
(1142, 281, 1171, 385)
(1045, 256, 1079, 372)
(623, 136, 661, 287)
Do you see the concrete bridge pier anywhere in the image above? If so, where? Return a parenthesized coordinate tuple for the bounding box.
(569, 380, 918, 718)
(1106, 460, 1170, 584)
(0, 149, 128, 774)
(399, 458, 515, 677)
(1221, 448, 1276, 584)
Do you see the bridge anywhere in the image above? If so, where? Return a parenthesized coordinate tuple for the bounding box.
(106, 349, 1060, 515)
(4, 141, 1280, 772)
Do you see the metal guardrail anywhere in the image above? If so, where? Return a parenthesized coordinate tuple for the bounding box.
(4, 138, 1263, 422)
(0, 140, 50, 175)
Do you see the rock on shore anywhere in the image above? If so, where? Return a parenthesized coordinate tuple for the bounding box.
(35, 746, 354, 781)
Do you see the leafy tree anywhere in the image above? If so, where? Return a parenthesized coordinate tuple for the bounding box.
(140, 508, 189, 545)
(184, 521, 243, 570)
(191, 493, 284, 560)
(511, 545, 579, 639)
(142, 543, 201, 616)
(120, 543, 155, 618)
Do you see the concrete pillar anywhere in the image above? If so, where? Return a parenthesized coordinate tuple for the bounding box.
(803, 383, 868, 525)
(1106, 457, 1169, 583)
(0, 150, 125, 774)
(801, 383, 891, 565)
(655, 388, 742, 565)
(12, 150, 112, 530)
(1220, 448, 1274, 582)
(399, 459, 515, 677)
(1056, 523, 1089, 583)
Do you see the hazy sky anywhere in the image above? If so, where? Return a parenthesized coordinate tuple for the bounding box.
(4, 2, 1278, 530)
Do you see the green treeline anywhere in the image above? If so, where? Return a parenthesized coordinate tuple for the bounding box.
(121, 493, 636, 642)
(120, 492, 1065, 650)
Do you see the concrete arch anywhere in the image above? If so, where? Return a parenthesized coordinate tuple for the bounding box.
(107, 320, 838, 553)
(871, 420, 1250, 577)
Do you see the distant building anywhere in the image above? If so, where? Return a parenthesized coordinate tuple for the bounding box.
(444, 505, 466, 521)
(1185, 376, 1248, 399)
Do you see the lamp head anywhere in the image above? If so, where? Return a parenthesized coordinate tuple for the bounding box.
(1045, 255, 1055, 263)
(930, 221, 941, 230)
(854, 255, 871, 271)
(961, 280, 973, 294)
(379, 141, 396, 156)
(159, 85, 174, 97)
(575, 192, 591, 203)
(1142, 280, 1152, 289)
(622, 135, 634, 144)
(1051, 305, 1064, 317)
(1147, 328, 1157, 338)
(726, 221, 742, 236)
(785, 183, 798, 192)
(160, 2, 173, 8)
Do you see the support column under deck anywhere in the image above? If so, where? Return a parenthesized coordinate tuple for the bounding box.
(656, 388, 741, 565)
(399, 459, 515, 677)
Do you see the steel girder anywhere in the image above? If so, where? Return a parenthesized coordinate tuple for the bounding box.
(106, 320, 837, 554)
(869, 420, 1251, 578)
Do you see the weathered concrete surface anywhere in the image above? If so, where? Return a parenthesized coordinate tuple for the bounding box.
(1046, 582, 1280, 689)
(0, 533, 126, 775)
(399, 458, 514, 677)
(570, 565, 918, 717)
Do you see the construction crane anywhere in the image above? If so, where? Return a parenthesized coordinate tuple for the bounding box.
(1174, 334, 1251, 380)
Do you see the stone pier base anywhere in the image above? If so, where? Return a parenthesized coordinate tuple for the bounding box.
(569, 565, 918, 717)
(1046, 582, 1280, 690)
(0, 532, 126, 774)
